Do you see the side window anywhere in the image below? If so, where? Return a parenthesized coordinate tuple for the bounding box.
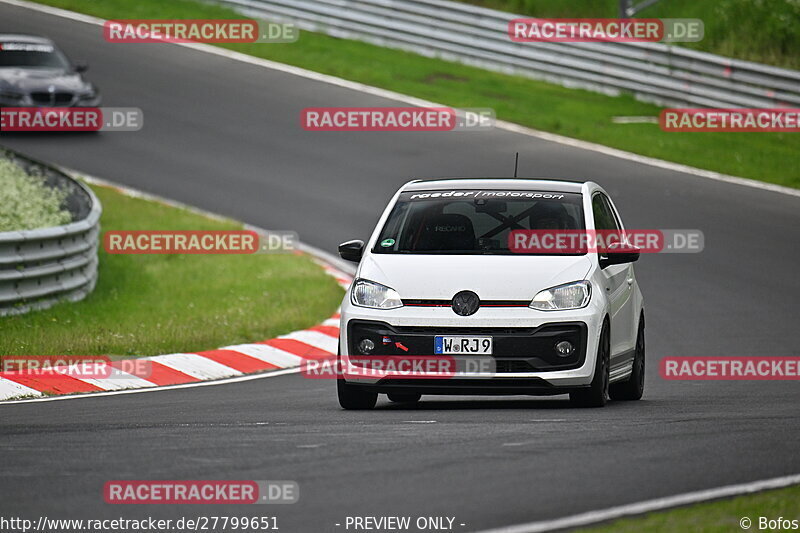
(591, 194, 618, 231)
(591, 195, 604, 229)
(601, 195, 621, 231)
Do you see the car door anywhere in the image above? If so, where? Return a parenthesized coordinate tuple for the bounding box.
(604, 195, 638, 354)
(592, 193, 635, 363)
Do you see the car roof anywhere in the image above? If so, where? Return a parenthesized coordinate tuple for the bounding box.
(402, 178, 585, 194)
(0, 34, 54, 44)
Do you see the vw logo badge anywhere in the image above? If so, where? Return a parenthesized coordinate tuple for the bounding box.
(451, 290, 480, 316)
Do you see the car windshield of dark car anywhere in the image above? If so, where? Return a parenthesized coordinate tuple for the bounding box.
(0, 43, 69, 69)
(373, 190, 586, 255)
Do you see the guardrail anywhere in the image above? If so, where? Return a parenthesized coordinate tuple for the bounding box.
(221, 0, 800, 108)
(0, 149, 101, 316)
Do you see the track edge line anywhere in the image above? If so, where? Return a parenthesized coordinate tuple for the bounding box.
(471, 473, 800, 533)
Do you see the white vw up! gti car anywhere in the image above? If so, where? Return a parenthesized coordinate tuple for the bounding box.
(336, 179, 644, 409)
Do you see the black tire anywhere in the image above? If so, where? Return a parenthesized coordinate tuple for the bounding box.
(336, 344, 377, 410)
(570, 321, 610, 408)
(387, 393, 422, 404)
(610, 314, 645, 401)
(337, 378, 378, 410)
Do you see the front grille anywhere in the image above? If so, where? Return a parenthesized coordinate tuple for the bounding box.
(54, 92, 73, 105)
(30, 92, 50, 104)
(30, 92, 74, 106)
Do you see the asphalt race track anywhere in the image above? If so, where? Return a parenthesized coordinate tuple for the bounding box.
(1, 3, 799, 532)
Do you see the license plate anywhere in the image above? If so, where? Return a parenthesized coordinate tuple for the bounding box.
(434, 336, 493, 355)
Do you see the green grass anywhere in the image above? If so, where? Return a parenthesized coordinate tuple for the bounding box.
(459, 0, 800, 70)
(31, 0, 799, 188)
(0, 182, 343, 357)
(577, 484, 800, 533)
(0, 155, 71, 231)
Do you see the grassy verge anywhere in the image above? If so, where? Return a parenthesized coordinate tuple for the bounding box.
(458, 0, 800, 70)
(0, 182, 343, 357)
(577, 484, 800, 533)
(31, 0, 799, 188)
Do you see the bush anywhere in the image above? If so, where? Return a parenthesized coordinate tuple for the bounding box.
(0, 157, 71, 231)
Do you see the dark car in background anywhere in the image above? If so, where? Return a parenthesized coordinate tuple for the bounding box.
(0, 34, 99, 107)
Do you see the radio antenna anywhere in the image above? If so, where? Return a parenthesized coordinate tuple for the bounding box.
(513, 152, 519, 178)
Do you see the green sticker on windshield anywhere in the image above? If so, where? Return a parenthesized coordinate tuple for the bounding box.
(380, 238, 396, 247)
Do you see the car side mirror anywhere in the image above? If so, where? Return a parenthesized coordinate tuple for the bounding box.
(599, 242, 640, 269)
(74, 61, 89, 73)
(338, 240, 365, 263)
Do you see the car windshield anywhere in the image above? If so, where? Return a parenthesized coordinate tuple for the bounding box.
(0, 42, 70, 69)
(374, 189, 586, 255)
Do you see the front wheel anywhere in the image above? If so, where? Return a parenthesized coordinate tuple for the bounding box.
(337, 378, 378, 410)
(570, 322, 610, 408)
(610, 314, 645, 401)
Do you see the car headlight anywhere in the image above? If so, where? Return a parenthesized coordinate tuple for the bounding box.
(0, 90, 24, 103)
(79, 89, 98, 101)
(530, 281, 591, 311)
(351, 279, 403, 310)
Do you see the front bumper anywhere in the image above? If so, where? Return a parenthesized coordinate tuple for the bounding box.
(347, 320, 587, 372)
(0, 94, 101, 108)
(339, 300, 604, 392)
